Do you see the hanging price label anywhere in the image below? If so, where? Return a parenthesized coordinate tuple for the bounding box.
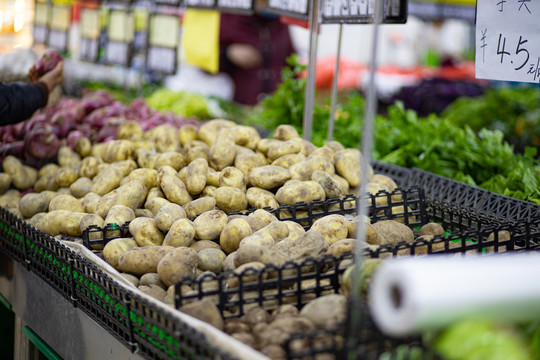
(106, 41, 131, 66)
(48, 29, 68, 51)
(33, 25, 48, 44)
(149, 14, 178, 48)
(80, 37, 99, 62)
(108, 10, 134, 43)
(154, 0, 181, 6)
(321, 0, 406, 23)
(217, 0, 253, 14)
(34, 2, 49, 25)
(81, 8, 100, 39)
(50, 5, 71, 30)
(476, 0, 540, 83)
(182, 0, 216, 8)
(267, 0, 309, 17)
(148, 47, 177, 74)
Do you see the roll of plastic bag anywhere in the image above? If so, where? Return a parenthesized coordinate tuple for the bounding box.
(369, 253, 540, 337)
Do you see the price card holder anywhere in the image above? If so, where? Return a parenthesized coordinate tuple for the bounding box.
(321, 0, 406, 23)
(33, 1, 50, 45)
(216, 0, 254, 15)
(80, 7, 101, 62)
(180, 0, 216, 10)
(266, 0, 309, 19)
(153, 0, 181, 6)
(408, 0, 475, 22)
(476, 0, 540, 84)
(147, 13, 179, 74)
(105, 9, 134, 66)
(47, 4, 71, 51)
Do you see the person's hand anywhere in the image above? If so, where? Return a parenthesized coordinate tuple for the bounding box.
(38, 61, 64, 93)
(226, 44, 262, 69)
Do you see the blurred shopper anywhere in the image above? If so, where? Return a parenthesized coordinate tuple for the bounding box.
(0, 61, 63, 125)
(219, 1, 295, 105)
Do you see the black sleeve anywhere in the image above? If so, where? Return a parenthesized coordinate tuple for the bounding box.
(0, 81, 48, 126)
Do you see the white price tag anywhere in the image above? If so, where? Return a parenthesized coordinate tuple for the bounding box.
(106, 41, 130, 66)
(149, 14, 179, 48)
(185, 0, 215, 7)
(34, 2, 49, 25)
(48, 29, 68, 51)
(81, 8, 100, 39)
(268, 0, 308, 14)
(476, 0, 540, 83)
(323, 0, 371, 17)
(148, 46, 176, 74)
(33, 25, 48, 45)
(217, 0, 252, 10)
(108, 10, 134, 43)
(80, 37, 99, 62)
(50, 5, 71, 31)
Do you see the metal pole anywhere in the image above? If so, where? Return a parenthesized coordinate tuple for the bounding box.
(302, 0, 320, 141)
(327, 23, 343, 142)
(348, 0, 383, 357)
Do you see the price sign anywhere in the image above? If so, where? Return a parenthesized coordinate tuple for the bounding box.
(153, 0, 181, 6)
(47, 5, 70, 51)
(476, 0, 540, 84)
(181, 0, 216, 9)
(147, 13, 178, 74)
(33, 2, 49, 45)
(80, 8, 100, 62)
(217, 0, 253, 14)
(106, 10, 134, 66)
(321, 0, 406, 23)
(148, 47, 177, 74)
(267, 0, 309, 18)
(408, 0, 475, 21)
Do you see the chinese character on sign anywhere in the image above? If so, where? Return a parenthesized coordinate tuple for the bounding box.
(518, 0, 531, 13)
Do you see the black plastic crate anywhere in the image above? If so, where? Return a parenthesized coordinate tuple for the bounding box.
(371, 160, 412, 188)
(480, 192, 540, 222)
(0, 208, 28, 266)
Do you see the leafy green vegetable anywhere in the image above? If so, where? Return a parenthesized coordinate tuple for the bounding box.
(433, 320, 534, 360)
(146, 89, 217, 119)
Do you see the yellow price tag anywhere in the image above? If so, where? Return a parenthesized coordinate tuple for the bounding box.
(50, 5, 71, 30)
(108, 10, 134, 43)
(34, 2, 49, 26)
(182, 9, 220, 74)
(81, 8, 100, 39)
(149, 15, 178, 49)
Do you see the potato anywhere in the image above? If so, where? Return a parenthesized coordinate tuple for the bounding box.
(0, 189, 20, 209)
(157, 247, 199, 286)
(220, 218, 253, 254)
(325, 140, 345, 153)
(334, 149, 368, 187)
(144, 197, 170, 215)
(104, 205, 136, 227)
(327, 238, 355, 258)
(256, 138, 281, 155)
(154, 152, 185, 171)
(179, 299, 224, 331)
(81, 192, 101, 214)
(229, 215, 266, 232)
(185, 141, 210, 163)
(200, 185, 216, 198)
(177, 167, 188, 182)
(103, 238, 139, 270)
(234, 245, 271, 267)
(209, 129, 236, 170)
(230, 125, 260, 149)
(40, 210, 70, 236)
(370, 174, 398, 192)
(27, 212, 47, 228)
(183, 197, 216, 219)
(146, 125, 180, 153)
(102, 140, 136, 163)
(249, 209, 278, 225)
(122, 168, 157, 190)
(120, 273, 140, 287)
(0, 173, 12, 194)
(193, 210, 228, 240)
(238, 221, 288, 249)
(418, 222, 445, 237)
(94, 180, 148, 218)
(19, 192, 54, 219)
(129, 217, 165, 246)
(155, 203, 187, 232)
(372, 220, 414, 245)
(190, 240, 221, 252)
(90, 160, 137, 196)
(246, 187, 279, 210)
(136, 149, 158, 169)
(248, 166, 291, 190)
(234, 150, 265, 177)
(273, 124, 299, 141)
(69, 177, 93, 198)
(272, 230, 328, 262)
(135, 209, 153, 218)
(155, 166, 178, 187)
(271, 153, 306, 169)
(198, 248, 227, 274)
(267, 140, 302, 162)
(198, 119, 236, 146)
(289, 155, 334, 181)
(38, 163, 59, 178)
(289, 137, 317, 156)
(299, 294, 346, 329)
(117, 121, 143, 140)
(219, 166, 245, 190)
(179, 124, 198, 146)
(139, 273, 166, 289)
(2, 156, 37, 190)
(49, 194, 84, 212)
(283, 221, 305, 241)
(275, 181, 326, 206)
(160, 174, 192, 206)
(185, 158, 208, 195)
(163, 219, 196, 247)
(147, 187, 165, 200)
(311, 147, 335, 164)
(311, 170, 345, 198)
(139, 284, 167, 301)
(57, 146, 81, 168)
(206, 169, 220, 187)
(61, 212, 88, 236)
(79, 156, 102, 179)
(311, 215, 349, 246)
(118, 245, 174, 275)
(214, 186, 248, 213)
(228, 262, 267, 288)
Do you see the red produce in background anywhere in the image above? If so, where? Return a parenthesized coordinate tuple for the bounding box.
(28, 50, 63, 82)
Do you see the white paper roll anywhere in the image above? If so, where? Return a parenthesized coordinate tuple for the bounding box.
(369, 253, 540, 337)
